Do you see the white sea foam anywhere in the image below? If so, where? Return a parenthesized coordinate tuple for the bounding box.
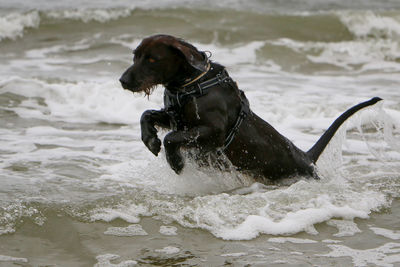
(322, 239, 342, 244)
(0, 255, 28, 263)
(95, 254, 137, 267)
(154, 246, 180, 254)
(221, 252, 248, 257)
(0, 226, 15, 235)
(1, 7, 399, 243)
(25, 42, 93, 59)
(104, 224, 148, 236)
(320, 242, 400, 267)
(370, 227, 400, 240)
(269, 38, 400, 72)
(0, 8, 136, 41)
(1, 64, 398, 240)
(0, 11, 40, 41)
(206, 185, 386, 240)
(91, 204, 150, 223)
(338, 11, 400, 39)
(84, 176, 389, 241)
(45, 8, 133, 23)
(268, 237, 318, 244)
(273, 260, 288, 264)
(159, 226, 178, 236)
(327, 219, 362, 237)
(0, 76, 161, 124)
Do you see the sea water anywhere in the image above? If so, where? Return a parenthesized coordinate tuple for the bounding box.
(0, 0, 400, 266)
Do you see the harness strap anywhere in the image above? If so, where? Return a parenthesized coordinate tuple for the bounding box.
(221, 100, 249, 151)
(164, 69, 250, 153)
(165, 69, 232, 108)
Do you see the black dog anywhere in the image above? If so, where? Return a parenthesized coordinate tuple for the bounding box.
(120, 34, 382, 183)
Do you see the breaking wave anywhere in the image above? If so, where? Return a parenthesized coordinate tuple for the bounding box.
(2, 8, 400, 44)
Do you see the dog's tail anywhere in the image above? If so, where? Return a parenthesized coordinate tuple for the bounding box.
(307, 97, 383, 163)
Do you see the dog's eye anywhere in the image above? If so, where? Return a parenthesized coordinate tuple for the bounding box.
(148, 58, 156, 63)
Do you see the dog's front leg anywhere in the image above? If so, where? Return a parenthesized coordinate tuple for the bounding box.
(163, 126, 222, 174)
(140, 109, 170, 156)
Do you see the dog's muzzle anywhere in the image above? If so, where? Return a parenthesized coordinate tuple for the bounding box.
(119, 66, 140, 91)
(119, 77, 130, 90)
(119, 75, 141, 92)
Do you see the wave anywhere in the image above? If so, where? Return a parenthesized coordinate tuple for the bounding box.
(1, 77, 399, 241)
(2, 8, 400, 43)
(338, 10, 400, 39)
(45, 8, 133, 23)
(266, 38, 400, 72)
(0, 76, 161, 124)
(0, 8, 135, 41)
(0, 11, 40, 41)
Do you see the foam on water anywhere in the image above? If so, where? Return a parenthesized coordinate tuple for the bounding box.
(159, 226, 178, 236)
(0, 11, 40, 41)
(78, 172, 390, 240)
(268, 37, 400, 73)
(95, 254, 137, 267)
(370, 227, 400, 240)
(1, 3, 400, 246)
(45, 8, 133, 23)
(0, 255, 28, 263)
(268, 237, 318, 244)
(320, 243, 400, 267)
(1, 85, 398, 240)
(1, 66, 399, 241)
(221, 252, 248, 257)
(338, 10, 400, 39)
(104, 224, 148, 236)
(154, 246, 180, 255)
(327, 219, 362, 237)
(90, 204, 150, 224)
(0, 76, 159, 124)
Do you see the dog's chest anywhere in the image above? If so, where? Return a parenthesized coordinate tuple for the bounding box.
(164, 91, 203, 131)
(164, 91, 188, 131)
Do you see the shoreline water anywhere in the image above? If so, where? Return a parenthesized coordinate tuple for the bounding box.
(1, 0, 399, 266)
(1, 199, 399, 266)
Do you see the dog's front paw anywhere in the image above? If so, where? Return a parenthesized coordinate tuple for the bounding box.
(144, 137, 161, 156)
(166, 151, 184, 174)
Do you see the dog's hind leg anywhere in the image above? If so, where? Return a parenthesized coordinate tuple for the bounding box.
(140, 109, 171, 156)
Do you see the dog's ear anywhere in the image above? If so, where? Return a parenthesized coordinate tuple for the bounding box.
(171, 40, 208, 72)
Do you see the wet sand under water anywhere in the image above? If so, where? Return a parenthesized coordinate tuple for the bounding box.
(1, 199, 399, 267)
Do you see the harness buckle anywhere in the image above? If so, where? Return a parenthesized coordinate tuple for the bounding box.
(216, 73, 223, 84)
(198, 83, 203, 95)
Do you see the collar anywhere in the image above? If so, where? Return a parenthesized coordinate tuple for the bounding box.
(180, 61, 211, 88)
(165, 68, 232, 108)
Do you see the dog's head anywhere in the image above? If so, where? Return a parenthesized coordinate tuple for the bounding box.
(119, 34, 208, 95)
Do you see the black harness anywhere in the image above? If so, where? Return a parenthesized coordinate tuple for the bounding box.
(164, 69, 250, 152)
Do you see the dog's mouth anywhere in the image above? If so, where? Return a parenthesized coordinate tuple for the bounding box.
(120, 79, 157, 96)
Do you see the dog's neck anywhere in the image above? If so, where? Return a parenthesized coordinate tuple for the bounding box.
(180, 62, 211, 88)
(165, 61, 224, 92)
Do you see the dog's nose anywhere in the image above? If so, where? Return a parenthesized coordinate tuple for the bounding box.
(119, 77, 129, 89)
